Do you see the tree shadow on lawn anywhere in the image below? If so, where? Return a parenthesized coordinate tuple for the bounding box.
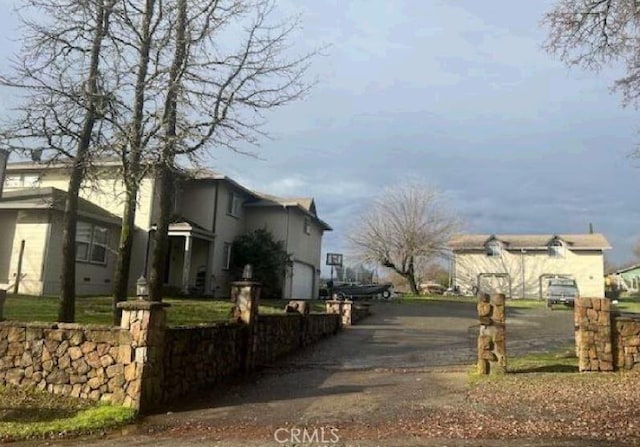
(0, 406, 77, 423)
(509, 364, 579, 374)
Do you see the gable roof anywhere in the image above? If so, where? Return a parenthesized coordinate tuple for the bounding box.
(188, 168, 331, 231)
(449, 233, 611, 251)
(245, 193, 332, 231)
(615, 264, 640, 275)
(0, 187, 122, 226)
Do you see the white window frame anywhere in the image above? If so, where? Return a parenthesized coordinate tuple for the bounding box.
(486, 241, 501, 257)
(75, 222, 109, 265)
(227, 192, 242, 217)
(549, 240, 564, 257)
(304, 217, 311, 235)
(222, 242, 232, 270)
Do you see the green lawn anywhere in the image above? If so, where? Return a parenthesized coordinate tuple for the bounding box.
(2, 294, 328, 326)
(612, 297, 640, 314)
(0, 384, 136, 442)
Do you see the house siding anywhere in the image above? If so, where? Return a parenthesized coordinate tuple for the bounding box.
(454, 247, 605, 299)
(9, 211, 50, 295)
(245, 207, 323, 299)
(0, 211, 17, 285)
(2, 165, 328, 300)
(43, 212, 121, 296)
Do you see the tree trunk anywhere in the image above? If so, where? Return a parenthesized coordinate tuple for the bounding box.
(59, 156, 86, 322)
(59, 1, 113, 322)
(148, 165, 173, 301)
(112, 184, 137, 322)
(148, 0, 187, 302)
(112, 0, 156, 323)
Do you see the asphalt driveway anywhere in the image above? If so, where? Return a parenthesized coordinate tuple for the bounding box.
(31, 299, 577, 447)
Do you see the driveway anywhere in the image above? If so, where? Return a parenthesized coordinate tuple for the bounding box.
(33, 300, 576, 447)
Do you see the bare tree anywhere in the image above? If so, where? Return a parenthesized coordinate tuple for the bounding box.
(0, 0, 118, 322)
(348, 182, 460, 295)
(543, 1, 640, 111)
(146, 0, 315, 301)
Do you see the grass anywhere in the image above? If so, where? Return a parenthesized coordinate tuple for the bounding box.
(507, 347, 578, 373)
(469, 346, 579, 384)
(3, 294, 328, 326)
(394, 294, 551, 310)
(612, 296, 640, 314)
(0, 384, 136, 442)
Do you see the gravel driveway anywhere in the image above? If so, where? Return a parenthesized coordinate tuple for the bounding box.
(29, 300, 583, 447)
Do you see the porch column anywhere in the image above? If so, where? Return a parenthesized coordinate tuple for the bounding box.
(181, 235, 192, 294)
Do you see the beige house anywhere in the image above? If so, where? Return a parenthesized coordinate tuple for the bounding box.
(448, 233, 611, 299)
(0, 162, 331, 299)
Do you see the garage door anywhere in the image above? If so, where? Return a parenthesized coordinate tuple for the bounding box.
(292, 262, 314, 299)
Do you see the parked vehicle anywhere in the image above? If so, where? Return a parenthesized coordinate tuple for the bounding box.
(546, 278, 579, 308)
(330, 282, 394, 301)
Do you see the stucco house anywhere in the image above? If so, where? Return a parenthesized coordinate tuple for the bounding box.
(448, 233, 611, 299)
(0, 161, 331, 299)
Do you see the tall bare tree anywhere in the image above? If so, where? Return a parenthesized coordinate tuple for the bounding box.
(0, 0, 118, 322)
(544, 1, 640, 111)
(109, 0, 164, 322)
(348, 182, 460, 295)
(145, 0, 314, 301)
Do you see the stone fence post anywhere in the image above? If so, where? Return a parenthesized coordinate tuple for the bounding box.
(574, 297, 613, 372)
(477, 293, 506, 375)
(326, 300, 352, 326)
(231, 280, 261, 372)
(117, 301, 169, 412)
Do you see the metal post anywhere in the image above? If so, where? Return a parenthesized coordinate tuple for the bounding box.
(14, 240, 25, 295)
(520, 249, 526, 299)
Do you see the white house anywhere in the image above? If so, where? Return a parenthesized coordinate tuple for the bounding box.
(448, 233, 611, 299)
(0, 161, 331, 299)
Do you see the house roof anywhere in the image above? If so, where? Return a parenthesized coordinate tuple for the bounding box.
(0, 187, 122, 226)
(615, 264, 640, 275)
(448, 233, 611, 251)
(245, 193, 332, 231)
(189, 167, 332, 231)
(5, 163, 332, 231)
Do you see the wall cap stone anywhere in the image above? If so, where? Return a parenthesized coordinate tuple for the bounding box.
(117, 301, 171, 311)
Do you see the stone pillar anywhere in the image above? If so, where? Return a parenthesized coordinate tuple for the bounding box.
(231, 281, 261, 371)
(477, 293, 506, 375)
(326, 300, 352, 326)
(181, 235, 192, 294)
(0, 288, 6, 321)
(575, 297, 613, 372)
(118, 301, 169, 413)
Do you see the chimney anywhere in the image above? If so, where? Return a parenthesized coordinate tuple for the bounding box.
(589, 223, 594, 234)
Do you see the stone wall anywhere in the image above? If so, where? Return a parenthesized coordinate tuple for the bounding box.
(161, 313, 340, 403)
(574, 297, 613, 371)
(255, 314, 340, 365)
(163, 323, 246, 402)
(0, 321, 140, 406)
(613, 315, 640, 370)
(0, 297, 352, 412)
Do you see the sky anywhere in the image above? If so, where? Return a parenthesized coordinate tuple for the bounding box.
(0, 0, 639, 275)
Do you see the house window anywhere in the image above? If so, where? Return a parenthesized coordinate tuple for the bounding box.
(304, 218, 311, 235)
(222, 242, 232, 270)
(76, 222, 109, 264)
(227, 192, 242, 217)
(486, 241, 501, 257)
(5, 174, 39, 188)
(549, 240, 564, 257)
